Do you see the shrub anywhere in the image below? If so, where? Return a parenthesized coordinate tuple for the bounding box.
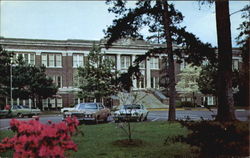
(0, 117, 79, 158)
(180, 121, 250, 158)
(180, 101, 193, 107)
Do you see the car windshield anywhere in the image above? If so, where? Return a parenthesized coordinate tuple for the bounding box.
(21, 105, 29, 109)
(122, 104, 141, 110)
(78, 103, 98, 110)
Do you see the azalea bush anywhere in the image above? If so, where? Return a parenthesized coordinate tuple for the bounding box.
(0, 117, 79, 158)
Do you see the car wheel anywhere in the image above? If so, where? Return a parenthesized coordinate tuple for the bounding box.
(143, 112, 149, 121)
(137, 115, 143, 122)
(95, 116, 100, 124)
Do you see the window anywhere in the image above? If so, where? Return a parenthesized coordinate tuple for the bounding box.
(51, 75, 63, 88)
(233, 59, 239, 70)
(42, 53, 62, 67)
(73, 54, 84, 67)
(14, 53, 35, 65)
(151, 77, 159, 89)
(150, 57, 159, 69)
(30, 54, 35, 65)
(41, 54, 47, 66)
(49, 54, 55, 67)
(180, 60, 187, 71)
(57, 98, 63, 107)
(42, 99, 49, 107)
(50, 99, 56, 108)
(56, 54, 62, 67)
(121, 56, 131, 69)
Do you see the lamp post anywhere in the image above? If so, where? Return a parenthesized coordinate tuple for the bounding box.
(10, 63, 13, 107)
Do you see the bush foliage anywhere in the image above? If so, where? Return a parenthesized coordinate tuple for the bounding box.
(0, 117, 79, 158)
(180, 121, 249, 158)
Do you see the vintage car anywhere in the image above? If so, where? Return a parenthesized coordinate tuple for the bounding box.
(60, 106, 76, 113)
(113, 104, 149, 122)
(63, 102, 111, 123)
(0, 105, 41, 118)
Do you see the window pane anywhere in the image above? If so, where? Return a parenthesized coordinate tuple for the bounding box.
(49, 54, 55, 67)
(79, 55, 84, 67)
(126, 56, 130, 68)
(24, 54, 29, 63)
(30, 54, 35, 65)
(56, 54, 62, 67)
(73, 55, 78, 67)
(57, 98, 63, 107)
(121, 56, 125, 68)
(41, 54, 47, 66)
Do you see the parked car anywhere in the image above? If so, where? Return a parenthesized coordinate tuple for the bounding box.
(63, 103, 111, 123)
(113, 104, 149, 122)
(1, 105, 41, 118)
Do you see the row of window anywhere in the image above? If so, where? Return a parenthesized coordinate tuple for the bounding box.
(13, 53, 160, 69)
(9, 98, 63, 108)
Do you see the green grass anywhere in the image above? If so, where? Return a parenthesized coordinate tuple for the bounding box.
(71, 122, 196, 158)
(0, 122, 197, 158)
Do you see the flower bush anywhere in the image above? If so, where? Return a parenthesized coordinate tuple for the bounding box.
(0, 117, 79, 158)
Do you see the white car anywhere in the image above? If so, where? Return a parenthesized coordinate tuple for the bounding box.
(113, 104, 149, 122)
(61, 106, 76, 113)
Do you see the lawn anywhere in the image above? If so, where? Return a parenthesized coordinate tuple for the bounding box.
(0, 121, 197, 158)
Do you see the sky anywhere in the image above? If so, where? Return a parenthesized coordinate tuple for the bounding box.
(0, 1, 248, 47)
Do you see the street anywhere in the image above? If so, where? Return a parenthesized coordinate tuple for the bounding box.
(0, 109, 249, 130)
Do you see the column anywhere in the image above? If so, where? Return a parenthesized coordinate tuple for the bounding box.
(146, 57, 151, 89)
(132, 55, 137, 89)
(116, 54, 121, 70)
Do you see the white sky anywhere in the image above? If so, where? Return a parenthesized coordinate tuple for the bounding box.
(0, 1, 248, 47)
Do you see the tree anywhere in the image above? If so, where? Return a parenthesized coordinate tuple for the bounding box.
(12, 57, 58, 110)
(176, 64, 201, 106)
(0, 47, 12, 108)
(197, 63, 218, 97)
(235, 4, 249, 107)
(0, 50, 58, 110)
(77, 44, 120, 102)
(214, 0, 236, 121)
(104, 0, 215, 121)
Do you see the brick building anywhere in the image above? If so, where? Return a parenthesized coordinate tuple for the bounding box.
(0, 37, 242, 109)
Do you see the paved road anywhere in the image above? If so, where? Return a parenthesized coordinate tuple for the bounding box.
(0, 110, 249, 130)
(147, 109, 249, 121)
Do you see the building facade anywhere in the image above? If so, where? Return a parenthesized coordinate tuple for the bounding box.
(0, 37, 243, 109)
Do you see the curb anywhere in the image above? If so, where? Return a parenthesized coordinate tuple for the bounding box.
(147, 108, 212, 111)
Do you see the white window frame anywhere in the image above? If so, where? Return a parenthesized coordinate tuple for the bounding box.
(41, 54, 47, 67)
(121, 56, 131, 69)
(150, 57, 159, 69)
(15, 53, 35, 65)
(55, 54, 62, 67)
(49, 54, 55, 67)
(57, 98, 63, 107)
(73, 54, 84, 68)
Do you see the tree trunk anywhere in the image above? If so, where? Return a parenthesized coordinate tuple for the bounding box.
(215, 0, 236, 121)
(162, 0, 176, 121)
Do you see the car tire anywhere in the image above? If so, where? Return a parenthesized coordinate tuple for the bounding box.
(95, 116, 100, 124)
(143, 112, 149, 121)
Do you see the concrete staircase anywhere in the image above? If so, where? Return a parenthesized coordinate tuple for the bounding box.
(117, 91, 169, 109)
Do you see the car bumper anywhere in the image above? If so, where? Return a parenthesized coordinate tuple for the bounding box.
(113, 116, 139, 122)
